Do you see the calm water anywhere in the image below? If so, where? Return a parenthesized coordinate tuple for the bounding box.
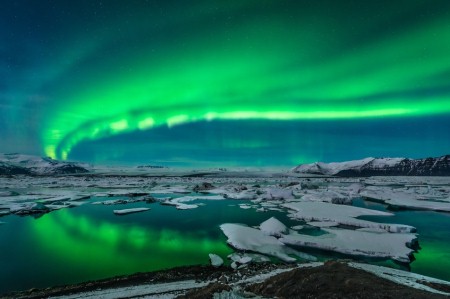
(0, 198, 297, 293)
(0, 197, 449, 293)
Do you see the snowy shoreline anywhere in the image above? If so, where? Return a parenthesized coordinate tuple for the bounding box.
(2, 261, 449, 299)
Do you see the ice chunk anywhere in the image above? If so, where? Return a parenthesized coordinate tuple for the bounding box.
(175, 203, 199, 210)
(266, 188, 295, 200)
(291, 225, 304, 230)
(238, 204, 252, 209)
(228, 253, 270, 264)
(113, 208, 150, 215)
(307, 221, 339, 228)
(259, 217, 288, 237)
(208, 253, 224, 267)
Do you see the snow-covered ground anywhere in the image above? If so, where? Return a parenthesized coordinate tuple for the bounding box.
(45, 262, 450, 299)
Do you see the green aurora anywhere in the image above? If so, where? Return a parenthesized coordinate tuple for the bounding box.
(2, 0, 450, 164)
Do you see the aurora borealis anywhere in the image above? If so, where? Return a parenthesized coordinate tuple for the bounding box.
(2, 0, 450, 165)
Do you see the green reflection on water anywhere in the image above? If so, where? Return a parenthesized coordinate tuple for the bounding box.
(31, 207, 232, 279)
(14, 200, 237, 293)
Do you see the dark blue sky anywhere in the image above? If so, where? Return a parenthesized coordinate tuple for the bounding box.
(1, 0, 450, 166)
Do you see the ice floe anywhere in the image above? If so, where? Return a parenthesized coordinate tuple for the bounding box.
(283, 201, 416, 233)
(280, 228, 417, 263)
(209, 254, 224, 267)
(113, 208, 150, 215)
(220, 223, 316, 263)
(360, 186, 450, 212)
(159, 195, 224, 210)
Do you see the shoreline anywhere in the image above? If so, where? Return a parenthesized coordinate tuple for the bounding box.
(2, 261, 450, 299)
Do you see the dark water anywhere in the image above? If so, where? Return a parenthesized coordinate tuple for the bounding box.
(0, 197, 449, 293)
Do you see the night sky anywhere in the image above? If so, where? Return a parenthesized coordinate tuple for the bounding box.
(1, 0, 450, 166)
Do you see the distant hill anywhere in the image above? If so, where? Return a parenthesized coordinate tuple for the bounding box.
(0, 153, 90, 175)
(293, 155, 450, 176)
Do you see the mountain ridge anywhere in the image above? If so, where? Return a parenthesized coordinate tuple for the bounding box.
(0, 153, 90, 175)
(293, 155, 450, 176)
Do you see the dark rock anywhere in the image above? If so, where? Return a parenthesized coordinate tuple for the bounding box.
(144, 195, 157, 203)
(0, 162, 31, 175)
(301, 182, 319, 189)
(15, 203, 50, 216)
(245, 261, 448, 299)
(193, 182, 215, 192)
(175, 283, 231, 299)
(48, 164, 89, 174)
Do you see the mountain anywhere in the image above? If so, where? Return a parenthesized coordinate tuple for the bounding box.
(293, 155, 450, 176)
(0, 162, 31, 175)
(0, 153, 90, 175)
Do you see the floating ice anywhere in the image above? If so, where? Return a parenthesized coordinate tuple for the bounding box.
(284, 201, 416, 233)
(220, 223, 316, 262)
(361, 187, 450, 212)
(280, 228, 417, 263)
(113, 208, 150, 215)
(259, 217, 288, 237)
(265, 188, 295, 200)
(208, 253, 224, 267)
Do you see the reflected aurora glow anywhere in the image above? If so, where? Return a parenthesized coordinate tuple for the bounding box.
(32, 209, 231, 273)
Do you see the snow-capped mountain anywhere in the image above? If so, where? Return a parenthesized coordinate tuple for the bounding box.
(293, 155, 450, 176)
(0, 153, 90, 175)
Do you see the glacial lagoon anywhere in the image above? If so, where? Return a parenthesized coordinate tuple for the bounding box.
(1, 196, 450, 294)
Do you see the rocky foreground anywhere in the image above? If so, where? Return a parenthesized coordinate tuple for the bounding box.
(3, 261, 449, 299)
